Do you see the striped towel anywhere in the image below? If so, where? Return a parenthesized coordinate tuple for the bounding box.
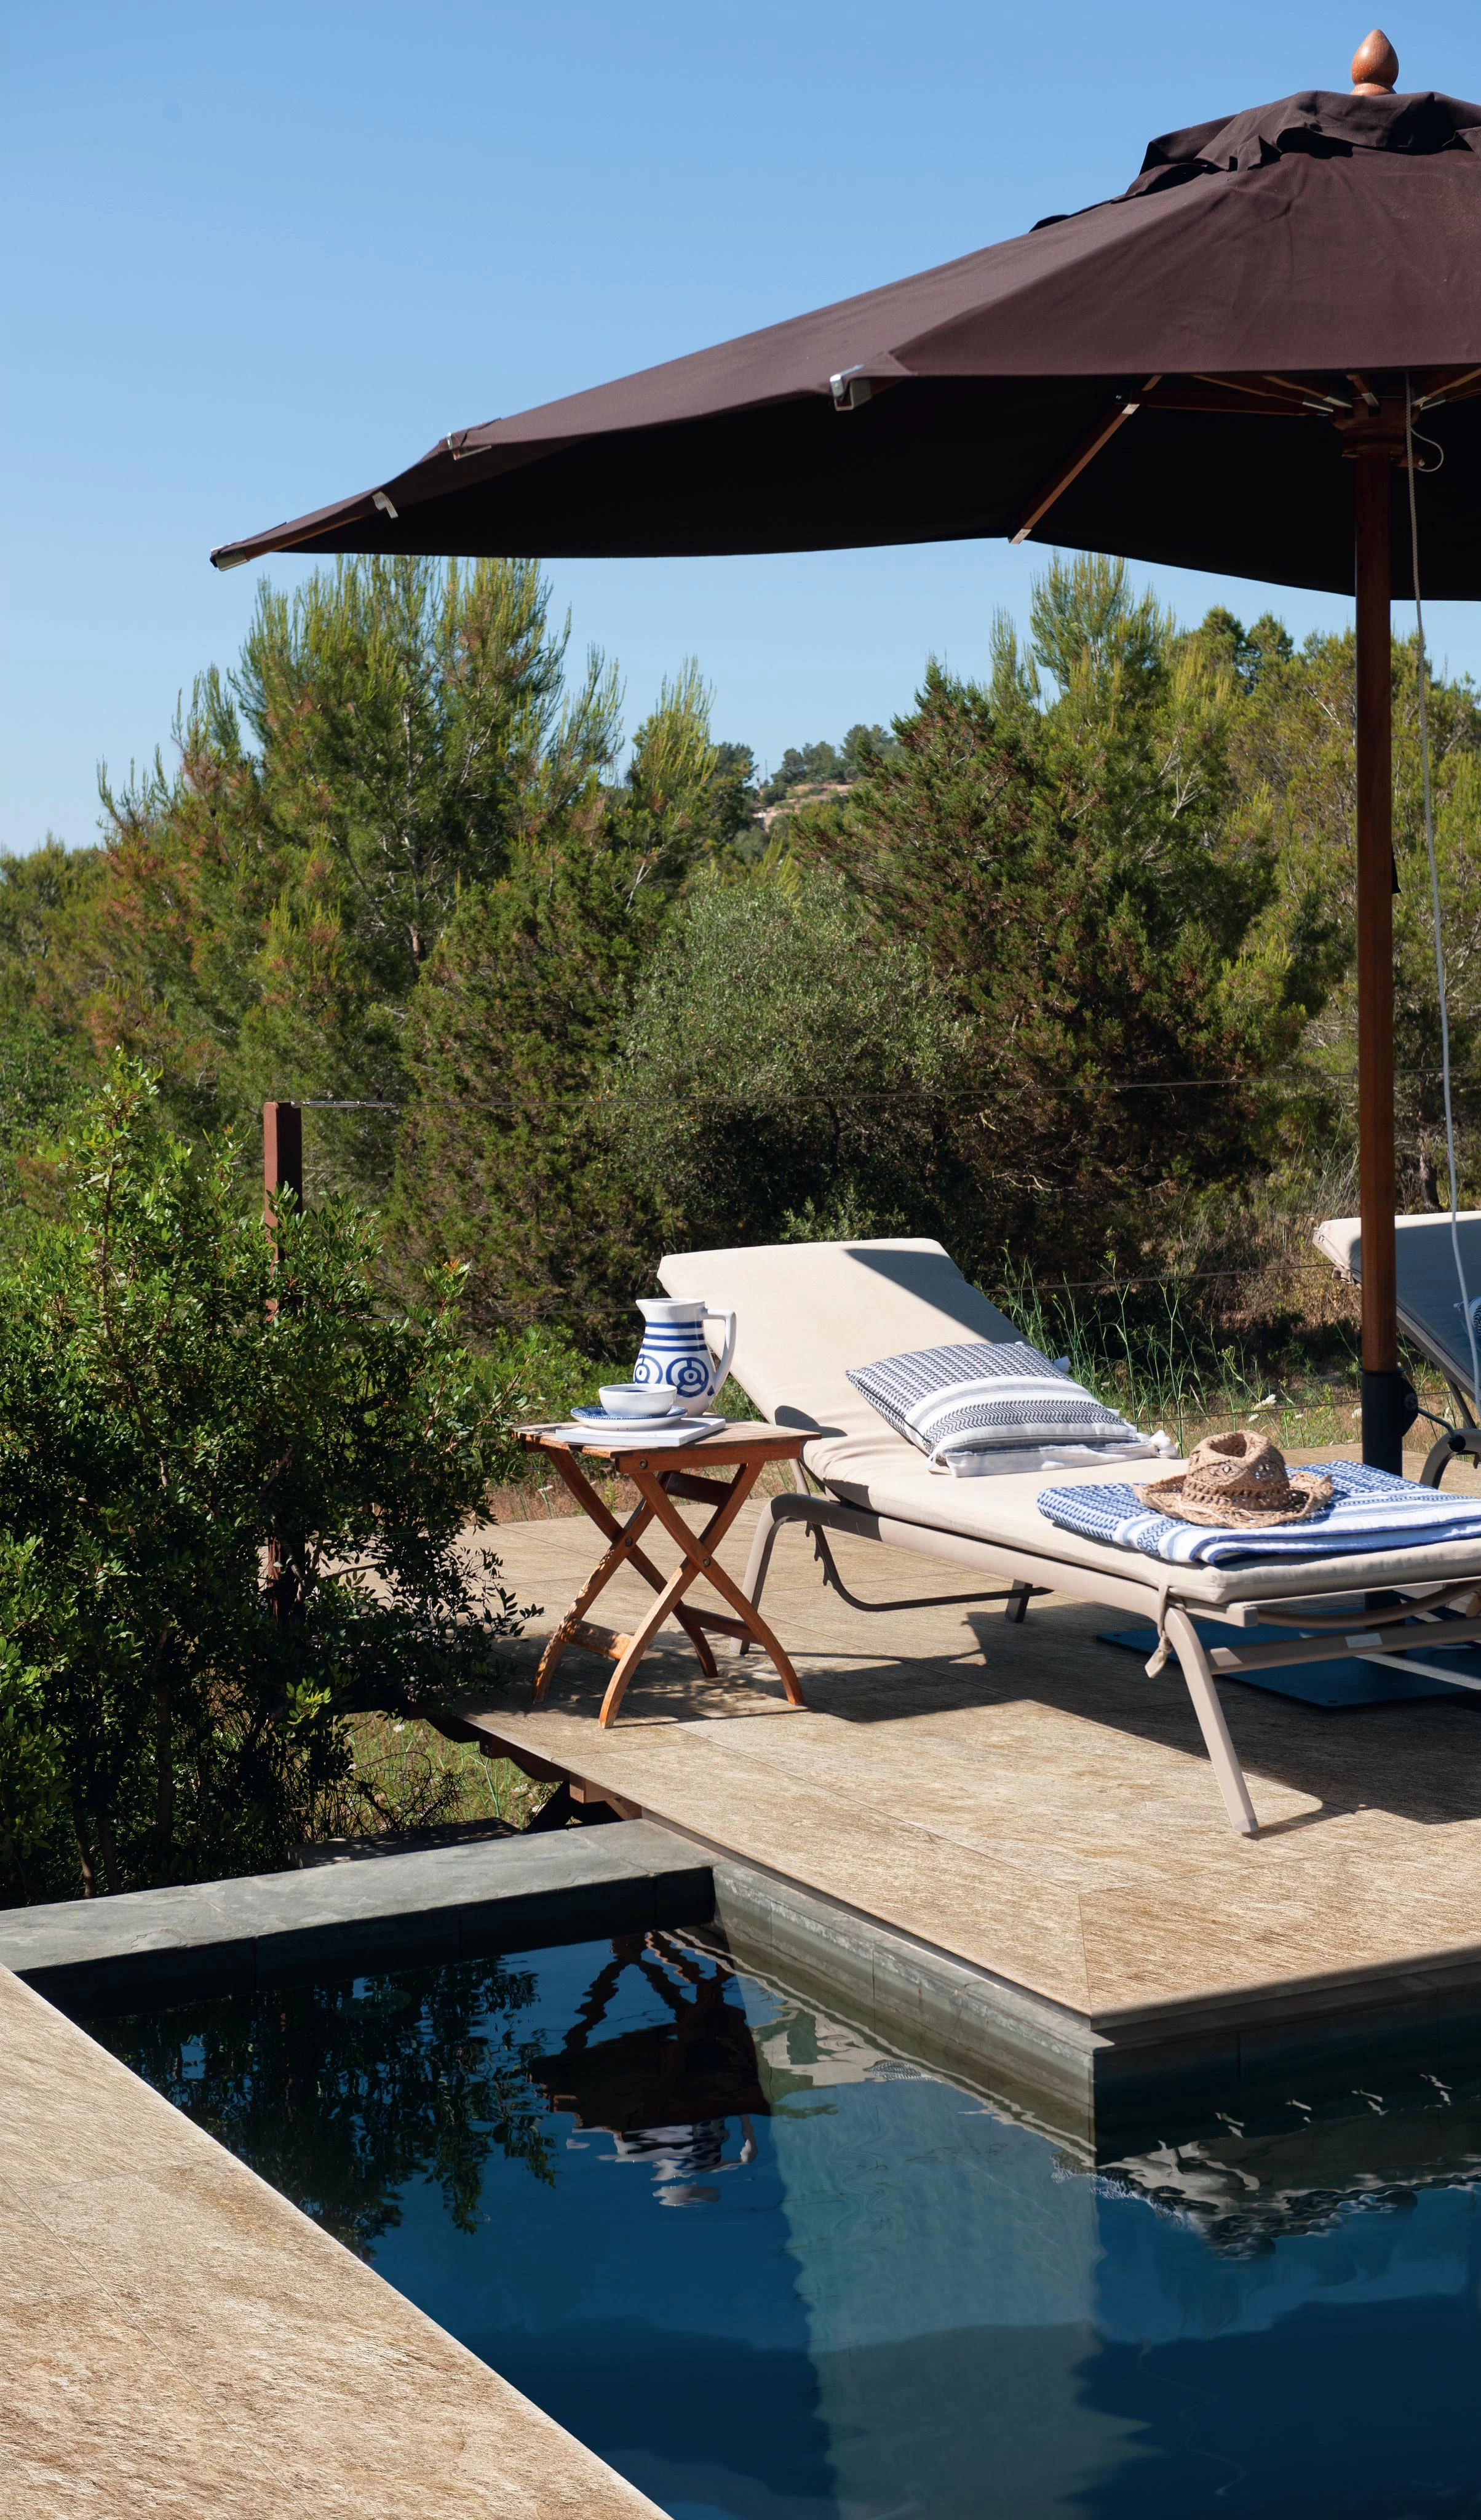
(1037, 1461, 1481, 1564)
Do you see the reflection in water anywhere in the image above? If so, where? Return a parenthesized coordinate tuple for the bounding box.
(87, 1955, 552, 2253)
(1108, 2092, 1481, 2249)
(90, 1933, 1481, 2520)
(530, 1933, 761, 2200)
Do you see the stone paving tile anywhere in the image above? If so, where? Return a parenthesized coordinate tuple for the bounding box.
(0, 1971, 663, 2520)
(464, 1499, 1481, 2030)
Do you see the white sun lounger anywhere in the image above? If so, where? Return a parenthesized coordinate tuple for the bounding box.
(1316, 1211, 1481, 1454)
(658, 1237, 1481, 1838)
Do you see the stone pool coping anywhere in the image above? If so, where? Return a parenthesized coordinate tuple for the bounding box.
(0, 1819, 714, 2014)
(9, 1813, 1469, 2160)
(0, 1824, 1094, 2515)
(0, 1958, 666, 2520)
(0, 1824, 723, 2519)
(0, 1817, 1108, 2148)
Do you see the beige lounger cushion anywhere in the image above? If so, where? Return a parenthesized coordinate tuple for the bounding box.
(659, 1237, 1481, 1607)
(825, 1445, 1481, 1605)
(658, 1236, 1017, 1449)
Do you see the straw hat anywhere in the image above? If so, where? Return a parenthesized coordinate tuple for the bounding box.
(1134, 1430, 1333, 1528)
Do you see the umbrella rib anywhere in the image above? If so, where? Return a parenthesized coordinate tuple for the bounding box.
(1010, 378, 1160, 544)
(1413, 364, 1481, 411)
(1260, 372, 1353, 413)
(1195, 371, 1316, 410)
(1147, 386, 1311, 418)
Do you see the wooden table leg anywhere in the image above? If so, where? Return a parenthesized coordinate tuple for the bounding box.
(596, 1550, 720, 1727)
(533, 1487, 659, 1703)
(552, 1448, 719, 1673)
(639, 1463, 806, 1707)
(597, 1462, 806, 1726)
(534, 1448, 719, 1699)
(531, 1451, 725, 1703)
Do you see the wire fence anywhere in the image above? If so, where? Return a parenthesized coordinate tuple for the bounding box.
(281, 1066, 1481, 1112)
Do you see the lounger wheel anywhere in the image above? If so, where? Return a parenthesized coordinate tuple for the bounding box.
(1420, 1426, 1481, 1488)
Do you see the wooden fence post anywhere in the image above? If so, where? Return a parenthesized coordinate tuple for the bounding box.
(263, 1100, 303, 1242)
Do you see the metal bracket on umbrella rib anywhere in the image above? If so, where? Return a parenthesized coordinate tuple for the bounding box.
(1011, 378, 1161, 544)
(829, 364, 903, 412)
(830, 366, 875, 410)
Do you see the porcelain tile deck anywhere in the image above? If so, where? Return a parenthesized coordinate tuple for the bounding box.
(464, 1481, 1481, 2035)
(0, 1969, 664, 2519)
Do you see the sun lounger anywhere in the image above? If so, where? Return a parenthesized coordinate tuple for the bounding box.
(657, 1237, 1481, 1838)
(1316, 1211, 1481, 1445)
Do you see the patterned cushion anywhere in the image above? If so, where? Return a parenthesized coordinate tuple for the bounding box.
(846, 1339, 1142, 1467)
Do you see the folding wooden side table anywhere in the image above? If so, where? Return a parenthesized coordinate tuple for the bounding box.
(516, 1420, 808, 1726)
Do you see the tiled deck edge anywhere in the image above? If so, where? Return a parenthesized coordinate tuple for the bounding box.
(452, 1725, 1481, 2150)
(0, 1966, 665, 2519)
(698, 1848, 1481, 2155)
(705, 1850, 1104, 2151)
(0, 1821, 714, 2013)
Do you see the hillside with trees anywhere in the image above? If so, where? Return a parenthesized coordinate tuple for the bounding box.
(4, 548, 1480, 1899)
(8, 548, 1478, 1350)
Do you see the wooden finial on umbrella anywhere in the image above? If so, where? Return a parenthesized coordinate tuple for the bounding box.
(1351, 28, 1399, 92)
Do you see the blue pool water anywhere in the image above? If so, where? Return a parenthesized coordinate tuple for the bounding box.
(89, 1934, 1481, 2519)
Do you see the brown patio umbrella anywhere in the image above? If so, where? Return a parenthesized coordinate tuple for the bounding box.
(213, 31, 1481, 1470)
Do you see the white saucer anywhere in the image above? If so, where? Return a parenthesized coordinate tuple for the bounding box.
(571, 1403, 690, 1426)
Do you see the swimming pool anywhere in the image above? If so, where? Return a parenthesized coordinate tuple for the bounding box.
(88, 1931, 1481, 2519)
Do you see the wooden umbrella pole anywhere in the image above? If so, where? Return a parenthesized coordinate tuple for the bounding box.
(1353, 441, 1407, 1472)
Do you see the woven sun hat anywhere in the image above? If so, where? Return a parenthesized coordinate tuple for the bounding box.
(1134, 1430, 1333, 1528)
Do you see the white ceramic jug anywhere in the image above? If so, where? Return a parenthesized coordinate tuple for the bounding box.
(632, 1297, 737, 1416)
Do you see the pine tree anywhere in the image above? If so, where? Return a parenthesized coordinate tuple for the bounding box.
(390, 671, 725, 1350)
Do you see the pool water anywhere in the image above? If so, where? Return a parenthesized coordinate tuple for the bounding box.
(89, 1934, 1481, 2520)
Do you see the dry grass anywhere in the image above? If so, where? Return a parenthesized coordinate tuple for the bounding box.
(998, 1207, 1479, 1457)
(311, 1712, 555, 1842)
(1178, 1377, 1456, 1458)
(1158, 1222, 1464, 1454)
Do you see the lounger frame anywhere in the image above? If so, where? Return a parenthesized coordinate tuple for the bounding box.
(740, 1480, 1481, 1838)
(1318, 1213, 1481, 1429)
(656, 1231, 1481, 1838)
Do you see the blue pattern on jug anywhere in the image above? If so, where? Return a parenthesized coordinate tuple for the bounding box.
(632, 1298, 737, 1416)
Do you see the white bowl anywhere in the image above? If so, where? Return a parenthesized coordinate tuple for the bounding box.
(597, 1383, 675, 1419)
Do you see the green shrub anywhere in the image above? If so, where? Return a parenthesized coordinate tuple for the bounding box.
(609, 867, 971, 1253)
(474, 1325, 611, 1485)
(0, 1059, 526, 1903)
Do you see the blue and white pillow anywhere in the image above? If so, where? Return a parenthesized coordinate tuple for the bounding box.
(847, 1339, 1147, 1473)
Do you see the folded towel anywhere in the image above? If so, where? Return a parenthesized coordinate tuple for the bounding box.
(1037, 1461, 1481, 1564)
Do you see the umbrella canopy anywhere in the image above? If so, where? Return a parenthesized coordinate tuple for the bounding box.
(213, 34, 1480, 1475)
(214, 70, 1481, 594)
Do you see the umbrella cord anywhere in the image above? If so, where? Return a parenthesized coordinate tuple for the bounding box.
(1405, 375, 1481, 1417)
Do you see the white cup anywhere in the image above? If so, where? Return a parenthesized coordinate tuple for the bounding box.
(597, 1383, 677, 1419)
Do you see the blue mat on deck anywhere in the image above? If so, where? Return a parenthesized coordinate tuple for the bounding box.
(1098, 1618, 1481, 1707)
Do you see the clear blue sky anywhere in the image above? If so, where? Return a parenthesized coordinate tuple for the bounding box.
(6, 1, 1481, 856)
